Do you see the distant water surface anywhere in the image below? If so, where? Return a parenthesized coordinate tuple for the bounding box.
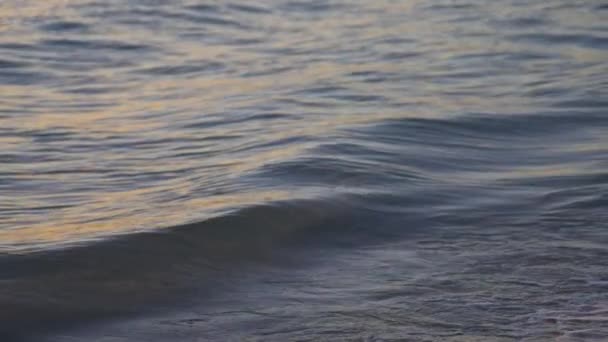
(1, 0, 607, 340)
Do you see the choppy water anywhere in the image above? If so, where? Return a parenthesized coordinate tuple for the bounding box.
(1, 0, 607, 340)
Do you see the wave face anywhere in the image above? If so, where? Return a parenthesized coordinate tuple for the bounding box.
(1, 0, 607, 340)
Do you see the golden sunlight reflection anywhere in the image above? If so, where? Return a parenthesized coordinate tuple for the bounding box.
(1, 0, 605, 254)
(0, 188, 304, 249)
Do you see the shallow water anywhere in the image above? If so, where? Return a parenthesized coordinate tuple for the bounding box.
(1, 0, 607, 340)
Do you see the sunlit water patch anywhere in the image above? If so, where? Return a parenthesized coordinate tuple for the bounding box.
(1, 0, 607, 340)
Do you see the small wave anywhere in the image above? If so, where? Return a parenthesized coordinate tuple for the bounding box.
(38, 21, 89, 32)
(510, 33, 608, 50)
(39, 38, 153, 52)
(0, 198, 352, 335)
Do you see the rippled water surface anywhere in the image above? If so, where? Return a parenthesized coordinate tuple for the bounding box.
(1, 0, 607, 340)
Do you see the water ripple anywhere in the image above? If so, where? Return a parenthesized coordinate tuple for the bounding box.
(1, 0, 607, 340)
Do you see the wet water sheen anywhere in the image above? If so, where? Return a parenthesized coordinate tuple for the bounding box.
(1, 0, 607, 341)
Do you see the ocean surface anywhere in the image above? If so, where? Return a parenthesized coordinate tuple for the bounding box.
(1, 0, 607, 340)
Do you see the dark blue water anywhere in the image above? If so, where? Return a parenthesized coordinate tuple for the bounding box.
(1, 0, 607, 340)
